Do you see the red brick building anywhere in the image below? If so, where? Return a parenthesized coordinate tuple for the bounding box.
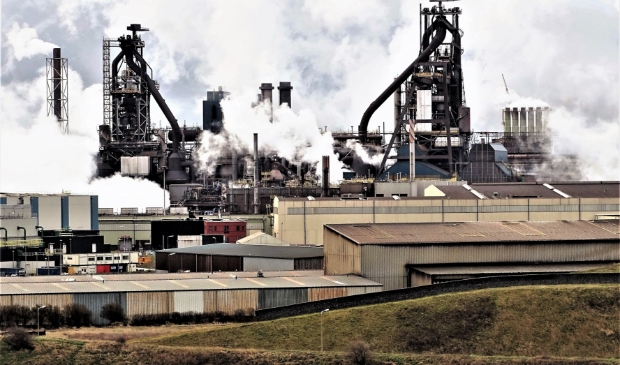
(204, 219, 247, 243)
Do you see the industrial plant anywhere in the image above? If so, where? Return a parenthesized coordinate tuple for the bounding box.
(0, 1, 617, 349)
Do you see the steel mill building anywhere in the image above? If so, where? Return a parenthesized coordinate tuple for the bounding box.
(0, 271, 381, 325)
(273, 181, 620, 245)
(323, 220, 620, 290)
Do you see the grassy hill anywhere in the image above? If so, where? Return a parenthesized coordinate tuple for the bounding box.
(141, 284, 620, 359)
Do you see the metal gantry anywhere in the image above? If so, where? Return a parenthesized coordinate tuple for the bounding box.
(46, 50, 69, 134)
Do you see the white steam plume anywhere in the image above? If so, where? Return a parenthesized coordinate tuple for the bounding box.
(0, 23, 169, 210)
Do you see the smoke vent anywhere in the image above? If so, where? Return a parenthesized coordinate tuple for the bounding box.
(278, 82, 293, 108)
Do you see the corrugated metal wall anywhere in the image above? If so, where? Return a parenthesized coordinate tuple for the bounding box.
(308, 287, 347, 301)
(216, 290, 258, 313)
(74, 292, 126, 325)
(1, 285, 383, 317)
(243, 257, 294, 272)
(10, 294, 72, 308)
(37, 196, 61, 230)
(258, 288, 307, 309)
(294, 257, 324, 270)
(324, 229, 361, 275)
(126, 292, 173, 316)
(360, 243, 620, 290)
(173, 291, 203, 313)
(69, 196, 92, 230)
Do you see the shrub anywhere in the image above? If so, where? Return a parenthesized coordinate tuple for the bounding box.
(346, 340, 373, 365)
(115, 335, 127, 346)
(101, 303, 127, 325)
(233, 308, 255, 322)
(63, 303, 92, 328)
(2, 327, 35, 351)
(42, 306, 64, 329)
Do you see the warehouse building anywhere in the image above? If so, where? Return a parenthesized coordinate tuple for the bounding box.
(0, 271, 381, 325)
(324, 220, 620, 290)
(273, 181, 620, 245)
(156, 244, 324, 272)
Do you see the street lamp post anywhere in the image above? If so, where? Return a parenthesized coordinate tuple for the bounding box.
(320, 308, 329, 352)
(37, 305, 46, 335)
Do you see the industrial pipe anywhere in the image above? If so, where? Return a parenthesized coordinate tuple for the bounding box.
(254, 133, 259, 214)
(122, 48, 188, 183)
(16, 226, 26, 240)
(123, 48, 182, 153)
(111, 49, 125, 91)
(358, 19, 447, 141)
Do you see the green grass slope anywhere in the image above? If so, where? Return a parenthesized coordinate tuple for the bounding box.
(142, 284, 620, 359)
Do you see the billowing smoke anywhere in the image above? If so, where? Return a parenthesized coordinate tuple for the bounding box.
(194, 91, 347, 183)
(2, 0, 618, 189)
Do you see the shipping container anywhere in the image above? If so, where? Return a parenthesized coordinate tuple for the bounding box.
(37, 267, 61, 276)
(96, 265, 111, 273)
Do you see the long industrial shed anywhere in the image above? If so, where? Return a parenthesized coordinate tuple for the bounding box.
(0, 273, 381, 325)
(324, 220, 620, 290)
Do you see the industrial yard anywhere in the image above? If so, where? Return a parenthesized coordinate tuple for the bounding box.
(1, 0, 618, 364)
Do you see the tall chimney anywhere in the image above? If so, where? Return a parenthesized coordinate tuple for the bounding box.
(253, 133, 259, 214)
(278, 82, 293, 108)
(53, 48, 62, 121)
(322, 156, 330, 197)
(259, 83, 274, 122)
(232, 149, 238, 182)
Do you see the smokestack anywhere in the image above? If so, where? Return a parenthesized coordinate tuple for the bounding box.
(259, 83, 274, 122)
(278, 82, 293, 108)
(232, 149, 238, 182)
(253, 133, 259, 214)
(53, 48, 62, 121)
(322, 156, 330, 197)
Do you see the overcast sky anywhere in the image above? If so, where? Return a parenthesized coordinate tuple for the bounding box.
(1, 0, 618, 206)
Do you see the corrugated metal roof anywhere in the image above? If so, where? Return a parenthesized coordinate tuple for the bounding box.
(472, 184, 560, 199)
(0, 275, 380, 295)
(0, 270, 325, 284)
(411, 263, 613, 275)
(326, 220, 620, 245)
(431, 185, 477, 199)
(158, 243, 323, 259)
(433, 182, 620, 199)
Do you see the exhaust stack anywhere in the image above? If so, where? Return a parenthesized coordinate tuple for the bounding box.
(322, 156, 330, 197)
(253, 133, 259, 214)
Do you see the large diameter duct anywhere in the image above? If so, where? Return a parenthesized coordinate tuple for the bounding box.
(253, 133, 259, 214)
(322, 156, 330, 197)
(52, 48, 62, 121)
(358, 19, 447, 141)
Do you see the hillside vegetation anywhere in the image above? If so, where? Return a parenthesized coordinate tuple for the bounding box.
(142, 284, 620, 359)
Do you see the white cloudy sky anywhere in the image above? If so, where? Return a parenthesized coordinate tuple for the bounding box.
(1, 0, 618, 208)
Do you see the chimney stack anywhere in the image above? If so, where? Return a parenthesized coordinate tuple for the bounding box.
(278, 82, 293, 108)
(259, 83, 274, 122)
(253, 133, 259, 214)
(322, 156, 330, 197)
